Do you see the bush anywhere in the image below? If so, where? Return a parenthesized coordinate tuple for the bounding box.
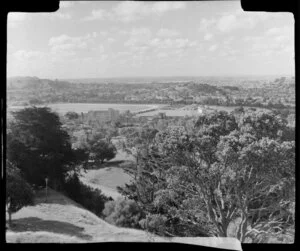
(63, 174, 113, 217)
(6, 162, 34, 225)
(139, 214, 168, 236)
(103, 198, 145, 229)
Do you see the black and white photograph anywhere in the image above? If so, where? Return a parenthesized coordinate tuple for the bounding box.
(5, 0, 295, 247)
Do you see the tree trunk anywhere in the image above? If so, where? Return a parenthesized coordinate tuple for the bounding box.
(237, 215, 248, 242)
(8, 211, 12, 228)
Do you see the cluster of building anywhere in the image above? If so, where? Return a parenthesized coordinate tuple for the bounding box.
(82, 108, 120, 123)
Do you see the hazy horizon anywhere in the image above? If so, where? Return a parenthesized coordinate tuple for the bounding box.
(7, 1, 294, 79)
(8, 73, 294, 81)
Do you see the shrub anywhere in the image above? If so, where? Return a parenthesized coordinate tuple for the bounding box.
(63, 174, 113, 217)
(139, 214, 168, 236)
(103, 198, 145, 229)
(6, 162, 34, 226)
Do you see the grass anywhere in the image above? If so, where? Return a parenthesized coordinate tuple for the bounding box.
(80, 150, 133, 200)
(5, 187, 242, 249)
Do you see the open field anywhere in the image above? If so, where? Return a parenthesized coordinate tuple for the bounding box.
(5, 188, 242, 249)
(80, 150, 133, 200)
(80, 165, 132, 200)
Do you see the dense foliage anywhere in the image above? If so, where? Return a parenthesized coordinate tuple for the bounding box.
(63, 173, 113, 217)
(118, 109, 295, 242)
(7, 107, 88, 188)
(103, 198, 145, 229)
(6, 161, 34, 225)
(6, 102, 295, 243)
(87, 136, 117, 164)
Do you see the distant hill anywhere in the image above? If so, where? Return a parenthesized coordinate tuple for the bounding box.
(7, 76, 74, 90)
(6, 75, 294, 108)
(60, 75, 294, 85)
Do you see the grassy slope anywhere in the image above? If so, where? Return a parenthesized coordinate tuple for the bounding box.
(79, 150, 133, 199)
(6, 188, 241, 250)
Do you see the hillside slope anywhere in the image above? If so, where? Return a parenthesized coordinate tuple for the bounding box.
(6, 188, 241, 249)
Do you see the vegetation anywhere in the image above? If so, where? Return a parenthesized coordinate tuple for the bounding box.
(86, 136, 117, 164)
(7, 76, 295, 110)
(65, 111, 80, 120)
(6, 79, 295, 243)
(6, 106, 111, 223)
(118, 109, 295, 242)
(103, 198, 144, 229)
(6, 161, 34, 226)
(7, 107, 87, 188)
(63, 173, 113, 217)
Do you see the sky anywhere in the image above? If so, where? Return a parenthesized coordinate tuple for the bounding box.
(7, 1, 295, 79)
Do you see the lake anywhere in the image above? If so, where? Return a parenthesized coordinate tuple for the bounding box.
(8, 103, 165, 114)
(7, 103, 268, 117)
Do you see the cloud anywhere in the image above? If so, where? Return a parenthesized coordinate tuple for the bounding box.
(204, 33, 213, 41)
(92, 44, 105, 54)
(123, 27, 196, 61)
(107, 37, 115, 43)
(157, 28, 180, 37)
(223, 36, 234, 45)
(115, 51, 132, 58)
(114, 1, 186, 22)
(199, 8, 277, 34)
(55, 12, 72, 19)
(112, 1, 145, 22)
(151, 1, 186, 14)
(217, 11, 273, 33)
(208, 44, 218, 52)
(99, 31, 108, 36)
(149, 38, 197, 50)
(59, 1, 75, 9)
(245, 28, 293, 57)
(157, 52, 168, 58)
(245, 30, 292, 49)
(77, 1, 89, 5)
(8, 13, 29, 28)
(217, 14, 238, 32)
(82, 1, 186, 22)
(266, 25, 293, 38)
(199, 18, 217, 32)
(48, 33, 98, 56)
(38, 10, 73, 20)
(13, 50, 46, 61)
(124, 28, 152, 47)
(43, 11, 72, 20)
(7, 43, 15, 53)
(81, 9, 111, 21)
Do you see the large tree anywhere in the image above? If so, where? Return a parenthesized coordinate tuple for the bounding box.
(88, 138, 117, 164)
(118, 110, 295, 242)
(118, 125, 158, 164)
(7, 106, 86, 188)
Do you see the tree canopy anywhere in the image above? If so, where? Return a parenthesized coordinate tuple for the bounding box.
(118, 110, 295, 242)
(7, 106, 87, 188)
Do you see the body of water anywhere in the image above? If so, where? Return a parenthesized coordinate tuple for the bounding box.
(7, 103, 268, 117)
(8, 103, 165, 114)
